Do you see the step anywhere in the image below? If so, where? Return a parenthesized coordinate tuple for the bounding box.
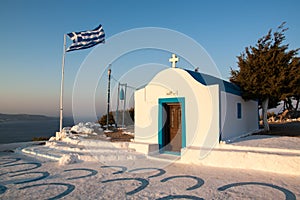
(21, 143, 146, 162)
(147, 152, 181, 162)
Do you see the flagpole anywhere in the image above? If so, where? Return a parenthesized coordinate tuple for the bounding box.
(59, 34, 67, 132)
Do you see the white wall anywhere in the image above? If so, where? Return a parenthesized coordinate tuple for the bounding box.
(134, 68, 220, 149)
(221, 92, 259, 141)
(134, 86, 159, 144)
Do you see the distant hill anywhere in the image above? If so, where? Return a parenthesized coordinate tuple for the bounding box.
(0, 113, 57, 122)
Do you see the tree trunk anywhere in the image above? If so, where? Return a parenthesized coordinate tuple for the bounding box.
(295, 97, 299, 111)
(262, 97, 270, 132)
(287, 97, 294, 111)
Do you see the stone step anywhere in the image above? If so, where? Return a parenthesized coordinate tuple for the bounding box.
(147, 152, 181, 162)
(21, 142, 146, 162)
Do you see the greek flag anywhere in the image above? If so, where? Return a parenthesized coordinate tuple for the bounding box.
(66, 24, 105, 52)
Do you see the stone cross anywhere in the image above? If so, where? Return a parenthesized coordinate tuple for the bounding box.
(169, 54, 179, 68)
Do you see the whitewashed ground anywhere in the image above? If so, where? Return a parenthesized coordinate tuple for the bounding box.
(230, 135, 300, 150)
(0, 150, 299, 199)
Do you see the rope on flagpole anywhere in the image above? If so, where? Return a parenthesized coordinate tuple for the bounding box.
(59, 34, 66, 133)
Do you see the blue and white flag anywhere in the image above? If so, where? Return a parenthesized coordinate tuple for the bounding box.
(66, 24, 105, 52)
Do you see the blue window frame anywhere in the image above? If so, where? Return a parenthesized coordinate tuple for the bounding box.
(237, 103, 242, 119)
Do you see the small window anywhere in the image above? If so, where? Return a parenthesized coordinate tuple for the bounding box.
(237, 103, 242, 119)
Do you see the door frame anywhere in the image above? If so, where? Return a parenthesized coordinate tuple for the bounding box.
(158, 97, 186, 154)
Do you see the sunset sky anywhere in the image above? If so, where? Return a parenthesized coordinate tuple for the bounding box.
(1, 0, 299, 118)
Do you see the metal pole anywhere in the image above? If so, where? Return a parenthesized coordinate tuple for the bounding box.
(122, 83, 127, 128)
(59, 34, 66, 132)
(106, 66, 111, 130)
(115, 82, 120, 129)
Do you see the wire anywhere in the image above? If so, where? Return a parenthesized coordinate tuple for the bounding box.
(110, 75, 119, 83)
(127, 85, 136, 90)
(110, 75, 137, 90)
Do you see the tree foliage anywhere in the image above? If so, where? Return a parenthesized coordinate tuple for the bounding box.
(230, 22, 299, 131)
(280, 56, 300, 110)
(98, 108, 135, 128)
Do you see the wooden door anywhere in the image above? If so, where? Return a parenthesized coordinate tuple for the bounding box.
(166, 103, 182, 152)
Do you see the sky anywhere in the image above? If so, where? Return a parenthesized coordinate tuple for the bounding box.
(0, 0, 299, 119)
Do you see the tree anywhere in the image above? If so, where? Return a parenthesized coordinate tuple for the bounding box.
(128, 107, 134, 122)
(280, 56, 300, 111)
(230, 22, 299, 131)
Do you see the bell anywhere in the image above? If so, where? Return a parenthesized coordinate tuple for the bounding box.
(119, 88, 125, 100)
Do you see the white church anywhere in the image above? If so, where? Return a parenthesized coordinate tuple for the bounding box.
(133, 54, 259, 159)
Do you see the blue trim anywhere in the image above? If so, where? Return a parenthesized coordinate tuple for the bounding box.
(158, 97, 186, 153)
(257, 104, 260, 128)
(237, 103, 242, 119)
(184, 69, 242, 96)
(218, 89, 222, 142)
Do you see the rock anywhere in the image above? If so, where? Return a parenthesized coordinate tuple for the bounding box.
(220, 141, 227, 145)
(60, 131, 67, 138)
(45, 141, 57, 147)
(49, 136, 56, 141)
(70, 125, 81, 133)
(71, 123, 94, 134)
(59, 153, 80, 165)
(55, 131, 62, 140)
(85, 122, 94, 127)
(55, 129, 72, 140)
(63, 137, 80, 145)
(63, 127, 71, 131)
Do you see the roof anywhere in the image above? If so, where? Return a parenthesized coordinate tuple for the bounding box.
(184, 69, 241, 96)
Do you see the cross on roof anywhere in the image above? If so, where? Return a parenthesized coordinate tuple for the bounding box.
(169, 54, 179, 68)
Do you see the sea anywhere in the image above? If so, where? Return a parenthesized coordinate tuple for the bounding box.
(0, 117, 74, 144)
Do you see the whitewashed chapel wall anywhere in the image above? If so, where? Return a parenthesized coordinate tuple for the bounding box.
(134, 68, 220, 148)
(220, 92, 259, 141)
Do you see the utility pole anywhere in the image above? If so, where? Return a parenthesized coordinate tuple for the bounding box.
(106, 66, 111, 130)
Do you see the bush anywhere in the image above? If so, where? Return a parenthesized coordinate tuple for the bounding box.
(98, 112, 115, 127)
(32, 137, 50, 141)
